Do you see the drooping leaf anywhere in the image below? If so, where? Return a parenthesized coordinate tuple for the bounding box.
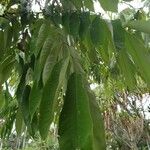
(58, 73, 93, 150)
(69, 12, 80, 37)
(29, 82, 42, 119)
(125, 32, 150, 86)
(117, 49, 136, 90)
(90, 16, 102, 46)
(0, 30, 4, 58)
(90, 16, 109, 47)
(1, 60, 16, 84)
(39, 59, 68, 139)
(112, 19, 125, 49)
(3, 25, 13, 49)
(79, 12, 91, 40)
(42, 41, 61, 85)
(15, 107, 24, 136)
(87, 88, 106, 150)
(16, 64, 28, 103)
(0, 92, 5, 110)
(35, 22, 50, 57)
(90, 16, 111, 64)
(20, 85, 31, 126)
(42, 53, 57, 85)
(62, 12, 70, 33)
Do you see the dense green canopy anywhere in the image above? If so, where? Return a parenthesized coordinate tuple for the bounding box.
(0, 0, 150, 149)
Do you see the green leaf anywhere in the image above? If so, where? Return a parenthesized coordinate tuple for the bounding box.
(0, 30, 4, 59)
(62, 12, 70, 33)
(12, 19, 21, 43)
(29, 82, 42, 119)
(21, 85, 31, 126)
(39, 59, 68, 139)
(69, 12, 80, 37)
(16, 64, 28, 103)
(118, 49, 136, 90)
(15, 108, 24, 136)
(87, 89, 106, 150)
(35, 22, 50, 57)
(125, 33, 150, 86)
(83, 0, 94, 11)
(126, 20, 150, 34)
(79, 12, 91, 40)
(58, 73, 93, 150)
(0, 92, 5, 110)
(112, 19, 125, 49)
(90, 16, 102, 46)
(90, 16, 111, 63)
(39, 36, 52, 68)
(42, 41, 61, 85)
(3, 25, 13, 49)
(0, 59, 16, 84)
(70, 0, 83, 9)
(98, 0, 118, 12)
(90, 16, 108, 46)
(42, 53, 57, 85)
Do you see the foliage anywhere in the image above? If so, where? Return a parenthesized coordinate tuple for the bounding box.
(0, 0, 150, 149)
